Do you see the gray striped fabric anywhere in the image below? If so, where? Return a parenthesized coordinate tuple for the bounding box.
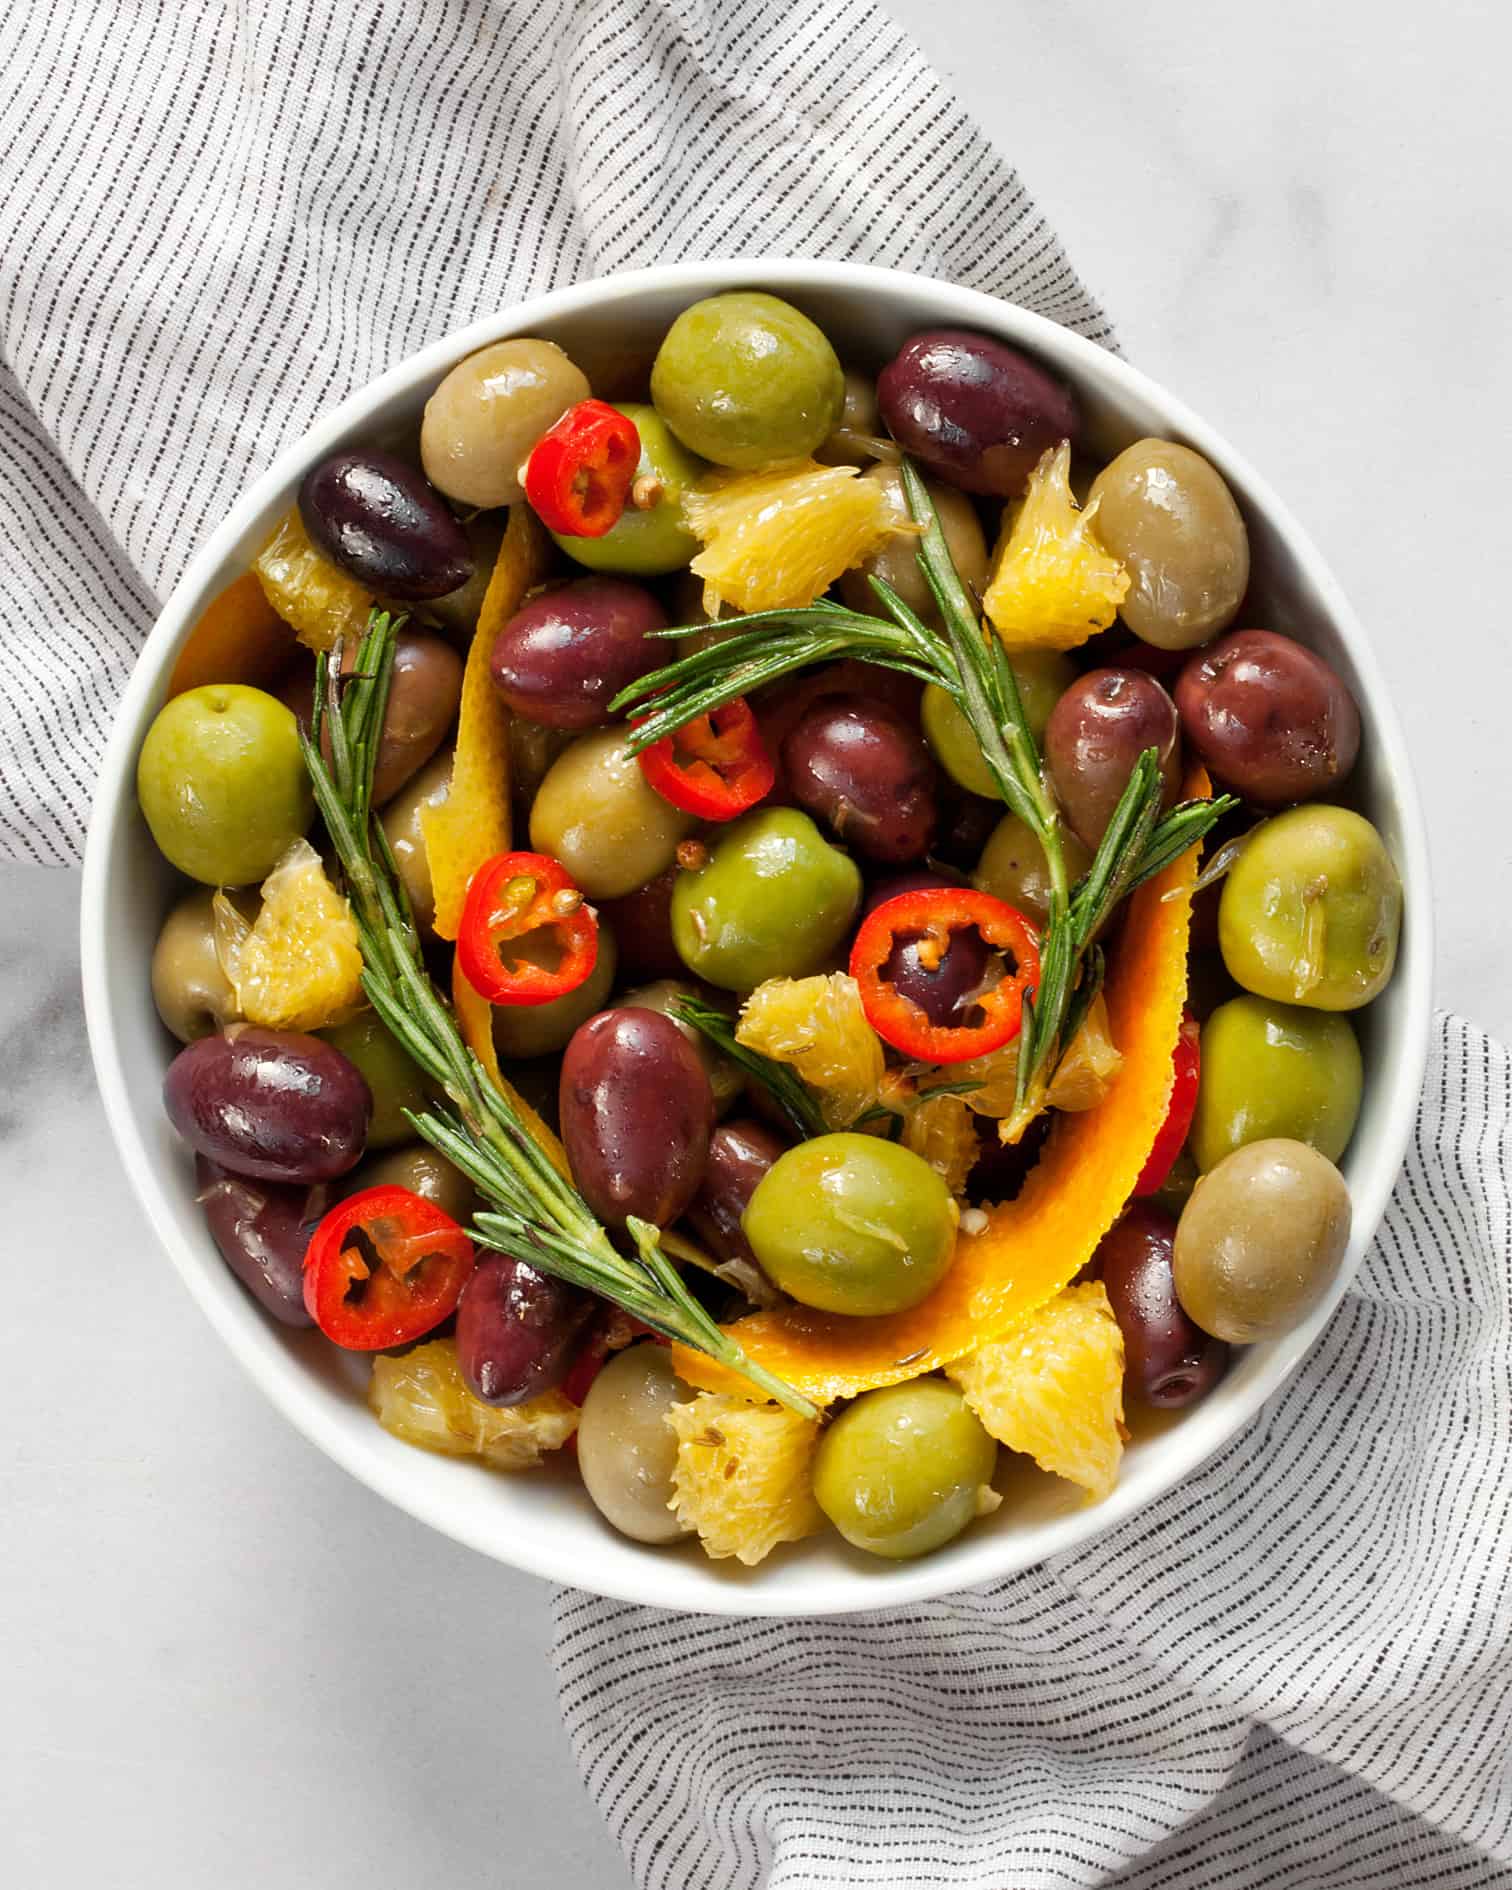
(554, 1014, 1512, 1887)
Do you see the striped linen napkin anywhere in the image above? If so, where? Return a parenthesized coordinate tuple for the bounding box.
(5, 5, 1508, 1886)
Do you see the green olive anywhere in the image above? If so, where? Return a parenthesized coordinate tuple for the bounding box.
(621, 979, 743, 1113)
(650, 291, 845, 469)
(377, 748, 451, 936)
(670, 808, 861, 992)
(1173, 1137, 1351, 1343)
(972, 812, 1090, 925)
(921, 650, 1075, 798)
(421, 337, 590, 508)
(138, 685, 313, 886)
(816, 369, 889, 467)
(813, 1379, 998, 1560)
(491, 920, 619, 1060)
(150, 887, 248, 1042)
(319, 1012, 431, 1150)
(838, 467, 988, 626)
(506, 717, 574, 818)
(1219, 805, 1402, 1011)
(349, 1142, 477, 1223)
(529, 728, 696, 900)
(742, 1133, 957, 1316)
(1193, 995, 1362, 1172)
(551, 404, 705, 576)
(576, 1344, 694, 1545)
(425, 512, 505, 640)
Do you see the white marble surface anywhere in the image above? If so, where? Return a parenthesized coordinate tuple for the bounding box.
(3, 3, 1510, 1886)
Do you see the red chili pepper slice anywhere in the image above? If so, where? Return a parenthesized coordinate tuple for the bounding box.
(523, 400, 641, 538)
(456, 850, 598, 1007)
(637, 696, 775, 820)
(303, 1186, 474, 1350)
(850, 888, 1041, 1066)
(1131, 1008, 1200, 1196)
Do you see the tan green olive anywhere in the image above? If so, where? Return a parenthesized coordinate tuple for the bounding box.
(420, 337, 591, 508)
(576, 1343, 694, 1545)
(378, 747, 451, 935)
(1219, 805, 1402, 1011)
(621, 979, 743, 1113)
(507, 716, 574, 816)
(349, 1142, 477, 1223)
(921, 649, 1076, 799)
(529, 727, 696, 900)
(319, 1012, 431, 1150)
(425, 512, 505, 639)
(1173, 1138, 1351, 1344)
(491, 920, 619, 1060)
(972, 812, 1090, 925)
(816, 369, 891, 466)
(1192, 996, 1362, 1171)
(1089, 440, 1249, 650)
(151, 887, 248, 1042)
(813, 1378, 998, 1560)
(839, 466, 988, 626)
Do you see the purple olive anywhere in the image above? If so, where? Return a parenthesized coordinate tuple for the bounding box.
(1175, 629, 1361, 806)
(862, 869, 991, 1030)
(164, 1027, 371, 1183)
(195, 1155, 321, 1326)
(781, 695, 938, 863)
(455, 1252, 593, 1406)
(298, 450, 473, 600)
(282, 629, 463, 808)
(1094, 1204, 1228, 1408)
(688, 1118, 789, 1268)
(877, 329, 1078, 497)
(597, 867, 684, 983)
(490, 578, 667, 729)
(1044, 668, 1181, 849)
(932, 789, 1001, 871)
(559, 1009, 715, 1228)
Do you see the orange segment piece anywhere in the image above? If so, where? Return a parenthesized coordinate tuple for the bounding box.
(424, 505, 548, 940)
(166, 572, 298, 700)
(451, 952, 571, 1183)
(674, 768, 1210, 1406)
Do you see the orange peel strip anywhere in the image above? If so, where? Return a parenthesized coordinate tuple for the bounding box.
(423, 505, 547, 939)
(674, 767, 1211, 1405)
(451, 953, 571, 1183)
(166, 572, 298, 700)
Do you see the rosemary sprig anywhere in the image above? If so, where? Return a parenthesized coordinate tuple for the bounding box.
(671, 995, 829, 1138)
(301, 612, 816, 1421)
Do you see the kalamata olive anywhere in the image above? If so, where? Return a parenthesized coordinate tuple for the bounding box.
(1175, 630, 1361, 806)
(596, 867, 683, 982)
(490, 578, 667, 728)
(877, 329, 1078, 497)
(163, 1027, 372, 1182)
(781, 694, 938, 863)
(194, 1154, 322, 1326)
(687, 1117, 789, 1267)
(861, 869, 956, 917)
(1044, 668, 1181, 849)
(377, 747, 450, 934)
(284, 630, 463, 808)
(298, 451, 473, 600)
(1094, 1205, 1228, 1408)
(559, 1008, 715, 1227)
(454, 1252, 592, 1406)
(931, 789, 1001, 870)
(879, 910, 992, 1031)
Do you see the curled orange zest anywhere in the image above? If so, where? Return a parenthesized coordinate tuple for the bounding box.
(674, 767, 1211, 1406)
(424, 505, 547, 939)
(451, 952, 571, 1183)
(167, 572, 298, 700)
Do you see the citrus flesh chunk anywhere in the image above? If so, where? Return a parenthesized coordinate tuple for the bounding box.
(982, 443, 1129, 651)
(213, 838, 363, 1031)
(370, 1339, 578, 1468)
(253, 507, 373, 652)
(666, 1392, 825, 1566)
(736, 972, 884, 1130)
(685, 460, 896, 615)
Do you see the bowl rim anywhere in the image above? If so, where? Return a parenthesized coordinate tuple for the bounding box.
(80, 256, 1434, 1615)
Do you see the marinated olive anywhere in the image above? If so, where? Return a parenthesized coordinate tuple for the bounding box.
(650, 291, 845, 469)
(164, 1027, 371, 1182)
(920, 650, 1076, 798)
(195, 1154, 322, 1327)
(670, 808, 862, 992)
(377, 747, 450, 934)
(284, 630, 463, 808)
(319, 1012, 430, 1150)
(490, 577, 667, 728)
(876, 904, 992, 1031)
(152, 887, 247, 1042)
(420, 337, 591, 508)
(138, 685, 313, 886)
(813, 1378, 998, 1560)
(1175, 629, 1361, 805)
(1193, 995, 1362, 1172)
(931, 787, 1003, 871)
(781, 695, 939, 864)
(817, 370, 889, 466)
(1043, 668, 1181, 849)
(550, 404, 704, 576)
(506, 717, 574, 815)
(1218, 805, 1401, 1010)
(742, 1133, 957, 1316)
(688, 1117, 789, 1268)
(349, 1142, 476, 1223)
(492, 921, 618, 1060)
(972, 813, 1090, 926)
(838, 467, 988, 625)
(597, 867, 683, 982)
(530, 727, 696, 899)
(621, 979, 743, 1114)
(559, 1008, 715, 1227)
(1174, 1138, 1351, 1344)
(576, 1343, 693, 1545)
(1094, 1205, 1227, 1408)
(1088, 440, 1249, 651)
(298, 451, 473, 600)
(877, 329, 1077, 497)
(426, 511, 504, 639)
(455, 1253, 592, 1406)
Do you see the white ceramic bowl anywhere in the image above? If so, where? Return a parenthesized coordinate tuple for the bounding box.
(81, 259, 1433, 1615)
